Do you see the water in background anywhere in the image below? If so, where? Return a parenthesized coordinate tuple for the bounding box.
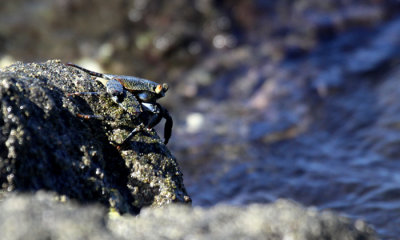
(173, 16, 400, 239)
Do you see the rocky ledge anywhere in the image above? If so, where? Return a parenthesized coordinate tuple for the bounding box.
(0, 192, 376, 240)
(0, 60, 190, 213)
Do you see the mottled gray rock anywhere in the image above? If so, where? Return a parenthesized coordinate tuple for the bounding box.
(110, 201, 377, 240)
(0, 192, 377, 240)
(0, 60, 190, 213)
(0, 192, 113, 240)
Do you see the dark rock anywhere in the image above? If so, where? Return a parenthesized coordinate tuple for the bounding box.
(0, 192, 377, 240)
(0, 60, 190, 213)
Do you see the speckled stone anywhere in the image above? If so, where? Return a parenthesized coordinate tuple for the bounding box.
(0, 60, 190, 213)
(0, 192, 377, 240)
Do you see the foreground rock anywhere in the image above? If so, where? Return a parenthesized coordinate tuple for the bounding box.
(0, 60, 190, 212)
(0, 192, 376, 240)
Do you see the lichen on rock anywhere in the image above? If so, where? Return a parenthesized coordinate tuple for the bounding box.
(0, 60, 190, 213)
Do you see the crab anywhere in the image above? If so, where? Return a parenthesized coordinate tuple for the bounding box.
(66, 63, 173, 147)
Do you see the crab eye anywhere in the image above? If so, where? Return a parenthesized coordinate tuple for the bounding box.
(162, 83, 169, 92)
(155, 84, 163, 94)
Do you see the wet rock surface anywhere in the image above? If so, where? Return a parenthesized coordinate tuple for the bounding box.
(0, 60, 190, 212)
(164, 8, 400, 240)
(0, 192, 377, 240)
(174, 15, 400, 238)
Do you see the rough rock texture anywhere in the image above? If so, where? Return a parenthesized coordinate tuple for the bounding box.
(0, 192, 377, 240)
(0, 192, 113, 240)
(0, 60, 190, 213)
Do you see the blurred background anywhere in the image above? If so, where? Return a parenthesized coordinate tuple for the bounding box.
(1, 0, 400, 238)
